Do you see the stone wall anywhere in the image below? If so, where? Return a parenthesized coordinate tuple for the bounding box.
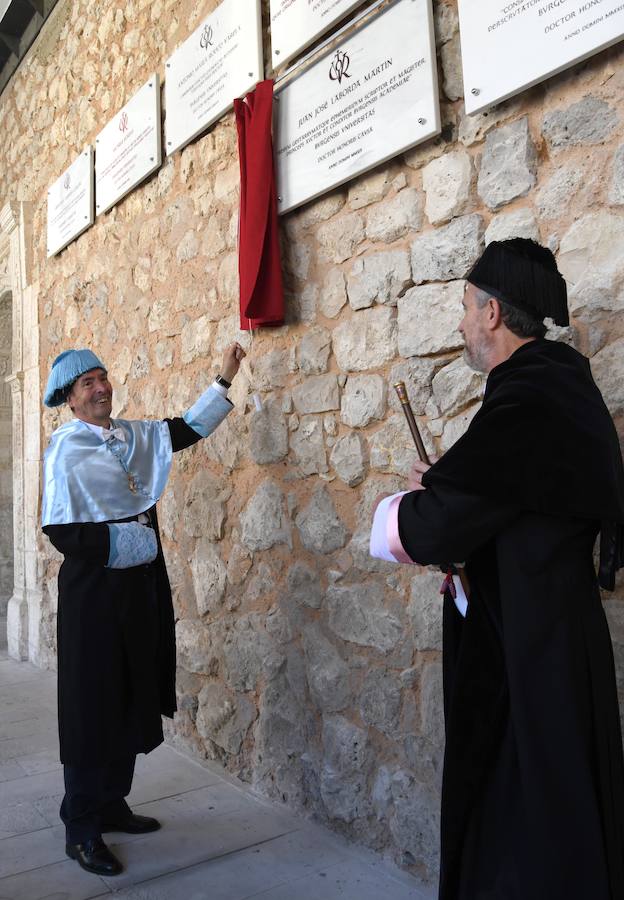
(0, 292, 12, 614)
(1, 0, 624, 880)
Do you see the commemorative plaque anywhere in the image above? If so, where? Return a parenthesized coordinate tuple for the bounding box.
(165, 0, 263, 156)
(47, 147, 93, 257)
(460, 0, 624, 115)
(95, 75, 161, 216)
(269, 0, 362, 68)
(274, 0, 440, 214)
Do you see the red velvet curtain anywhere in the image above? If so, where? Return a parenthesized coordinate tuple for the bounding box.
(234, 80, 284, 330)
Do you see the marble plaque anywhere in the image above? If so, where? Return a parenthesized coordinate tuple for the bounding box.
(460, 0, 624, 115)
(95, 75, 161, 216)
(270, 0, 361, 68)
(165, 0, 263, 155)
(47, 147, 93, 257)
(275, 0, 439, 214)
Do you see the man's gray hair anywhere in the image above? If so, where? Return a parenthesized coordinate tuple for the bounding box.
(473, 287, 547, 339)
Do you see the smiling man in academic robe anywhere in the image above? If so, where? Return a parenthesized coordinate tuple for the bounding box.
(42, 342, 244, 876)
(371, 238, 624, 900)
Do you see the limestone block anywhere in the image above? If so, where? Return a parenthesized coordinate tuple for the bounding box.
(398, 281, 464, 357)
(369, 414, 433, 477)
(389, 769, 440, 879)
(249, 400, 288, 465)
(223, 613, 281, 691)
(297, 326, 332, 375)
(190, 539, 227, 616)
(252, 349, 294, 390)
(204, 414, 249, 473)
(319, 269, 348, 319)
(359, 669, 402, 737)
(431, 356, 485, 416)
(536, 167, 582, 220)
(485, 208, 540, 245)
(110, 346, 132, 385)
(181, 315, 213, 364)
(288, 282, 318, 325)
(441, 404, 480, 451)
(282, 237, 312, 282)
(183, 470, 230, 539)
(226, 544, 253, 586)
(286, 560, 323, 609)
(348, 529, 398, 575)
(155, 341, 173, 370)
(214, 315, 253, 354)
(440, 33, 464, 101)
(543, 96, 618, 150)
(477, 118, 537, 210)
(388, 359, 438, 415)
(347, 249, 412, 309)
(340, 374, 387, 428)
(289, 191, 346, 230)
(372, 766, 394, 820)
(292, 374, 340, 414)
(240, 480, 292, 551)
(348, 168, 394, 210)
(609, 145, 624, 206)
(176, 229, 200, 263)
(423, 151, 472, 225)
(591, 339, 624, 417)
(320, 715, 372, 822)
(330, 432, 367, 487)
(175, 619, 222, 674)
(407, 570, 444, 651)
(558, 211, 624, 286)
(410, 214, 484, 283)
(333, 307, 397, 372)
(295, 485, 348, 554)
(326, 582, 403, 651)
(196, 682, 257, 754)
(365, 188, 423, 244)
(317, 212, 365, 263)
(290, 416, 328, 475)
(303, 623, 352, 712)
(434, 2, 459, 43)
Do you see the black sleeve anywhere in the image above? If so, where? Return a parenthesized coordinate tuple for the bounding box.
(43, 523, 110, 565)
(398, 484, 519, 565)
(165, 417, 204, 452)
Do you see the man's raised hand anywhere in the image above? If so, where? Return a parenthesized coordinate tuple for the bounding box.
(221, 342, 246, 383)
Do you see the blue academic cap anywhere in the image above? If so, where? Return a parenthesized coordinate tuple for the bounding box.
(43, 348, 107, 408)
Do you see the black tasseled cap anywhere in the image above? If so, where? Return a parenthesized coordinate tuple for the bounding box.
(467, 238, 569, 327)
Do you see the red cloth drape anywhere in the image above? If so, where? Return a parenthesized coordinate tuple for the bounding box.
(234, 80, 284, 330)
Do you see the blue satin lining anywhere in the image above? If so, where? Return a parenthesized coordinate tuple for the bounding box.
(183, 385, 233, 438)
(42, 418, 173, 525)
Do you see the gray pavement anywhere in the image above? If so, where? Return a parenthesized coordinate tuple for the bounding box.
(0, 618, 435, 900)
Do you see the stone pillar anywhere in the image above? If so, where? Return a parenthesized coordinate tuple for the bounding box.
(0, 201, 37, 663)
(0, 283, 12, 614)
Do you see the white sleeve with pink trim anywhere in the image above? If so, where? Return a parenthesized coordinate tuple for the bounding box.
(369, 492, 416, 564)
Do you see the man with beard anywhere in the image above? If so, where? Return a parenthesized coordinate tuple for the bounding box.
(370, 238, 624, 899)
(41, 342, 245, 876)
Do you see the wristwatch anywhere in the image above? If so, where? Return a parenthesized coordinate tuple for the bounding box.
(215, 374, 231, 389)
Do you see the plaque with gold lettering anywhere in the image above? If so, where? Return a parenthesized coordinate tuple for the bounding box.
(269, 0, 361, 68)
(274, 0, 439, 214)
(460, 0, 624, 115)
(165, 0, 263, 156)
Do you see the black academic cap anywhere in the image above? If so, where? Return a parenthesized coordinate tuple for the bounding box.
(466, 238, 569, 327)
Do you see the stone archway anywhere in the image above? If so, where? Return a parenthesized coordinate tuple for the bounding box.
(0, 200, 42, 664)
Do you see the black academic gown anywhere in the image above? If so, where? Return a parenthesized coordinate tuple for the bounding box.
(43, 418, 201, 767)
(398, 339, 624, 900)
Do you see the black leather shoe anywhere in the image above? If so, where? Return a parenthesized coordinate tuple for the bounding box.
(102, 812, 161, 834)
(66, 837, 123, 876)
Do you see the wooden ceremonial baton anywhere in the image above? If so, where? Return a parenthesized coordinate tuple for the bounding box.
(393, 381, 471, 599)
